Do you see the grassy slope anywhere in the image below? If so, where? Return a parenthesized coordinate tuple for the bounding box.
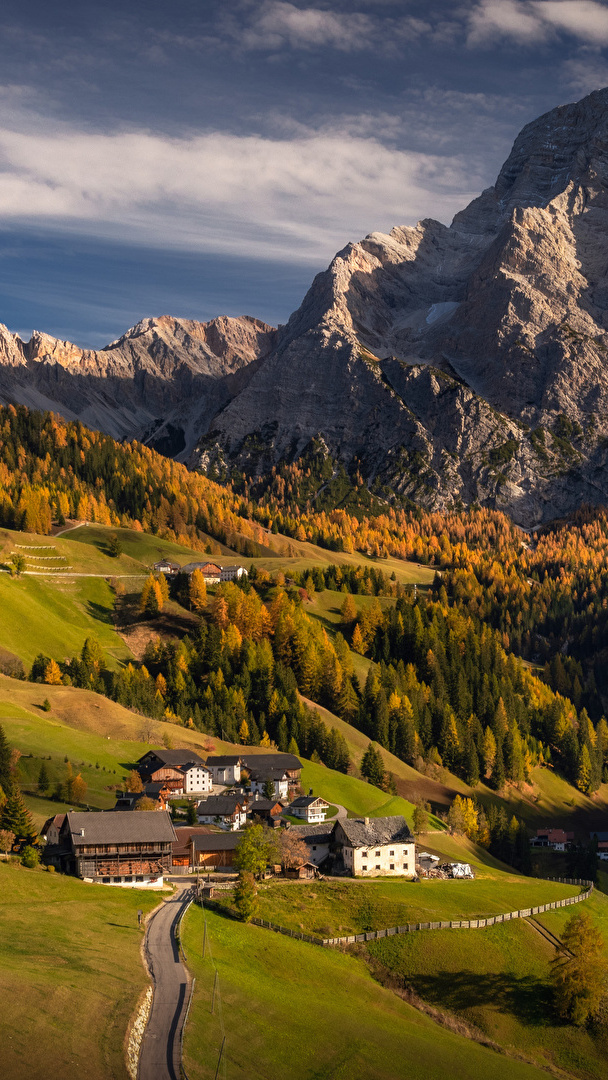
(0, 861, 158, 1080)
(0, 572, 132, 668)
(182, 905, 550, 1080)
(252, 872, 580, 938)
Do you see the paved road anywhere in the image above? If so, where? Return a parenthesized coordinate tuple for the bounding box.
(139, 886, 194, 1080)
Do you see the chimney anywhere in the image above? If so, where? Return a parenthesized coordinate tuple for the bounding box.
(80, 829, 85, 837)
(309, 788, 313, 796)
(364, 817, 369, 827)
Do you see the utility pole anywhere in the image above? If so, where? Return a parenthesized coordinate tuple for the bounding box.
(214, 1037, 226, 1080)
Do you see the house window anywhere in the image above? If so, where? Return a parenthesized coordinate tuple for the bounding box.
(362, 851, 368, 857)
(312, 846, 317, 851)
(390, 864, 394, 870)
(403, 863, 408, 870)
(375, 864, 380, 870)
(375, 851, 380, 857)
(389, 850, 394, 856)
(362, 865, 367, 871)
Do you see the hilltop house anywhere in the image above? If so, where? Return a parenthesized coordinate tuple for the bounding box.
(153, 560, 180, 575)
(205, 755, 243, 785)
(54, 810, 176, 886)
(196, 795, 247, 830)
(288, 794, 329, 823)
(249, 766, 290, 800)
(530, 828, 575, 851)
(136, 749, 212, 795)
(220, 565, 248, 581)
(181, 561, 222, 583)
(333, 816, 415, 877)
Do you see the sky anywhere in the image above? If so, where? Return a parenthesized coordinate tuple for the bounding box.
(2, 0, 608, 346)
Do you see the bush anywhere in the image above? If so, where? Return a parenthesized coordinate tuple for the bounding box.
(21, 846, 40, 869)
(41, 699, 51, 712)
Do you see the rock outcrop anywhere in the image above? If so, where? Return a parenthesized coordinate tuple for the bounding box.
(192, 87, 608, 525)
(0, 315, 277, 457)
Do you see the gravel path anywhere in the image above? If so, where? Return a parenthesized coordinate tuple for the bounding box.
(139, 886, 194, 1080)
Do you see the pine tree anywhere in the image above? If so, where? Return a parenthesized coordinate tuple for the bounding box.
(287, 736, 300, 756)
(234, 871, 258, 922)
(37, 761, 50, 794)
(492, 742, 506, 791)
(464, 739, 480, 787)
(360, 742, 384, 787)
(0, 725, 11, 792)
(0, 779, 36, 842)
(340, 594, 357, 625)
(351, 623, 364, 654)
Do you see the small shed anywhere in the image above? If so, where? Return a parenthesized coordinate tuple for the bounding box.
(284, 861, 318, 880)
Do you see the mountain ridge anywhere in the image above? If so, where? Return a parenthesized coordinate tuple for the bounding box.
(5, 88, 608, 522)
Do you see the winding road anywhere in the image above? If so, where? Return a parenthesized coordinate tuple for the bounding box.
(139, 885, 194, 1080)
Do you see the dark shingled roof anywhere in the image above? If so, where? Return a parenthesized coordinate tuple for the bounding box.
(247, 798, 284, 813)
(66, 810, 176, 845)
(139, 748, 205, 768)
(290, 823, 334, 845)
(240, 753, 301, 771)
(248, 766, 289, 780)
(337, 816, 413, 848)
(196, 796, 244, 815)
(205, 755, 244, 767)
(192, 832, 243, 852)
(289, 795, 328, 808)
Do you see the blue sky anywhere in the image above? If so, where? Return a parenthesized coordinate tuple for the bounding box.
(2, 0, 608, 346)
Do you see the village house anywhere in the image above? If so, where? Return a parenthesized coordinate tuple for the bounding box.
(590, 831, 608, 860)
(530, 828, 575, 851)
(181, 561, 223, 583)
(41, 813, 67, 846)
(113, 781, 170, 811)
(249, 766, 290, 800)
(205, 755, 243, 785)
(172, 825, 215, 870)
(220, 564, 248, 581)
(288, 794, 329, 823)
(333, 816, 415, 877)
(196, 795, 247, 830)
(152, 560, 180, 575)
(290, 822, 334, 868)
(136, 749, 212, 796)
(246, 797, 285, 825)
(240, 752, 302, 794)
(53, 810, 176, 886)
(191, 831, 242, 870)
(284, 861, 318, 880)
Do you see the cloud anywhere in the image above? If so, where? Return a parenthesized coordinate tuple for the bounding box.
(467, 0, 608, 46)
(228, 1, 430, 54)
(0, 110, 482, 265)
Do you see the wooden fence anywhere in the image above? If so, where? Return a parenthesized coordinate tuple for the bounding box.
(203, 877, 594, 948)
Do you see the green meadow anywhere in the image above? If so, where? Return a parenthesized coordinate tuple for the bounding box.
(181, 905, 551, 1080)
(0, 861, 158, 1080)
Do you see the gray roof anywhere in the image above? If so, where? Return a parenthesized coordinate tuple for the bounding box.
(249, 766, 289, 780)
(197, 796, 244, 815)
(336, 816, 413, 848)
(240, 753, 301, 772)
(289, 796, 327, 808)
(247, 798, 284, 812)
(192, 832, 243, 851)
(205, 756, 243, 767)
(289, 822, 334, 844)
(139, 748, 205, 768)
(66, 810, 176, 845)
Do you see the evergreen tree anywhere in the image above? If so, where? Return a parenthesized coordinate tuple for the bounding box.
(551, 911, 608, 1025)
(492, 742, 506, 791)
(576, 743, 592, 794)
(0, 725, 11, 792)
(464, 739, 480, 787)
(0, 779, 36, 842)
(360, 742, 385, 787)
(37, 761, 50, 795)
(234, 871, 258, 922)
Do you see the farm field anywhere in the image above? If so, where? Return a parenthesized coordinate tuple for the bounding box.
(182, 905, 551, 1080)
(0, 861, 158, 1080)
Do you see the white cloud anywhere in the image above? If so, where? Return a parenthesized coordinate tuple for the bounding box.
(231, 1, 430, 53)
(467, 0, 608, 46)
(0, 111, 481, 265)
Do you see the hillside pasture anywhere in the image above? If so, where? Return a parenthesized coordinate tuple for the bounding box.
(182, 905, 550, 1080)
(0, 861, 158, 1080)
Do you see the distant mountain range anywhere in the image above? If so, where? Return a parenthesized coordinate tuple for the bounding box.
(6, 87, 608, 525)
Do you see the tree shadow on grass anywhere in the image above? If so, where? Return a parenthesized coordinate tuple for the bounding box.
(410, 970, 559, 1028)
(86, 600, 113, 625)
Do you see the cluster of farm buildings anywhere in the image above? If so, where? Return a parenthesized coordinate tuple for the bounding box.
(41, 748, 418, 887)
(153, 559, 248, 583)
